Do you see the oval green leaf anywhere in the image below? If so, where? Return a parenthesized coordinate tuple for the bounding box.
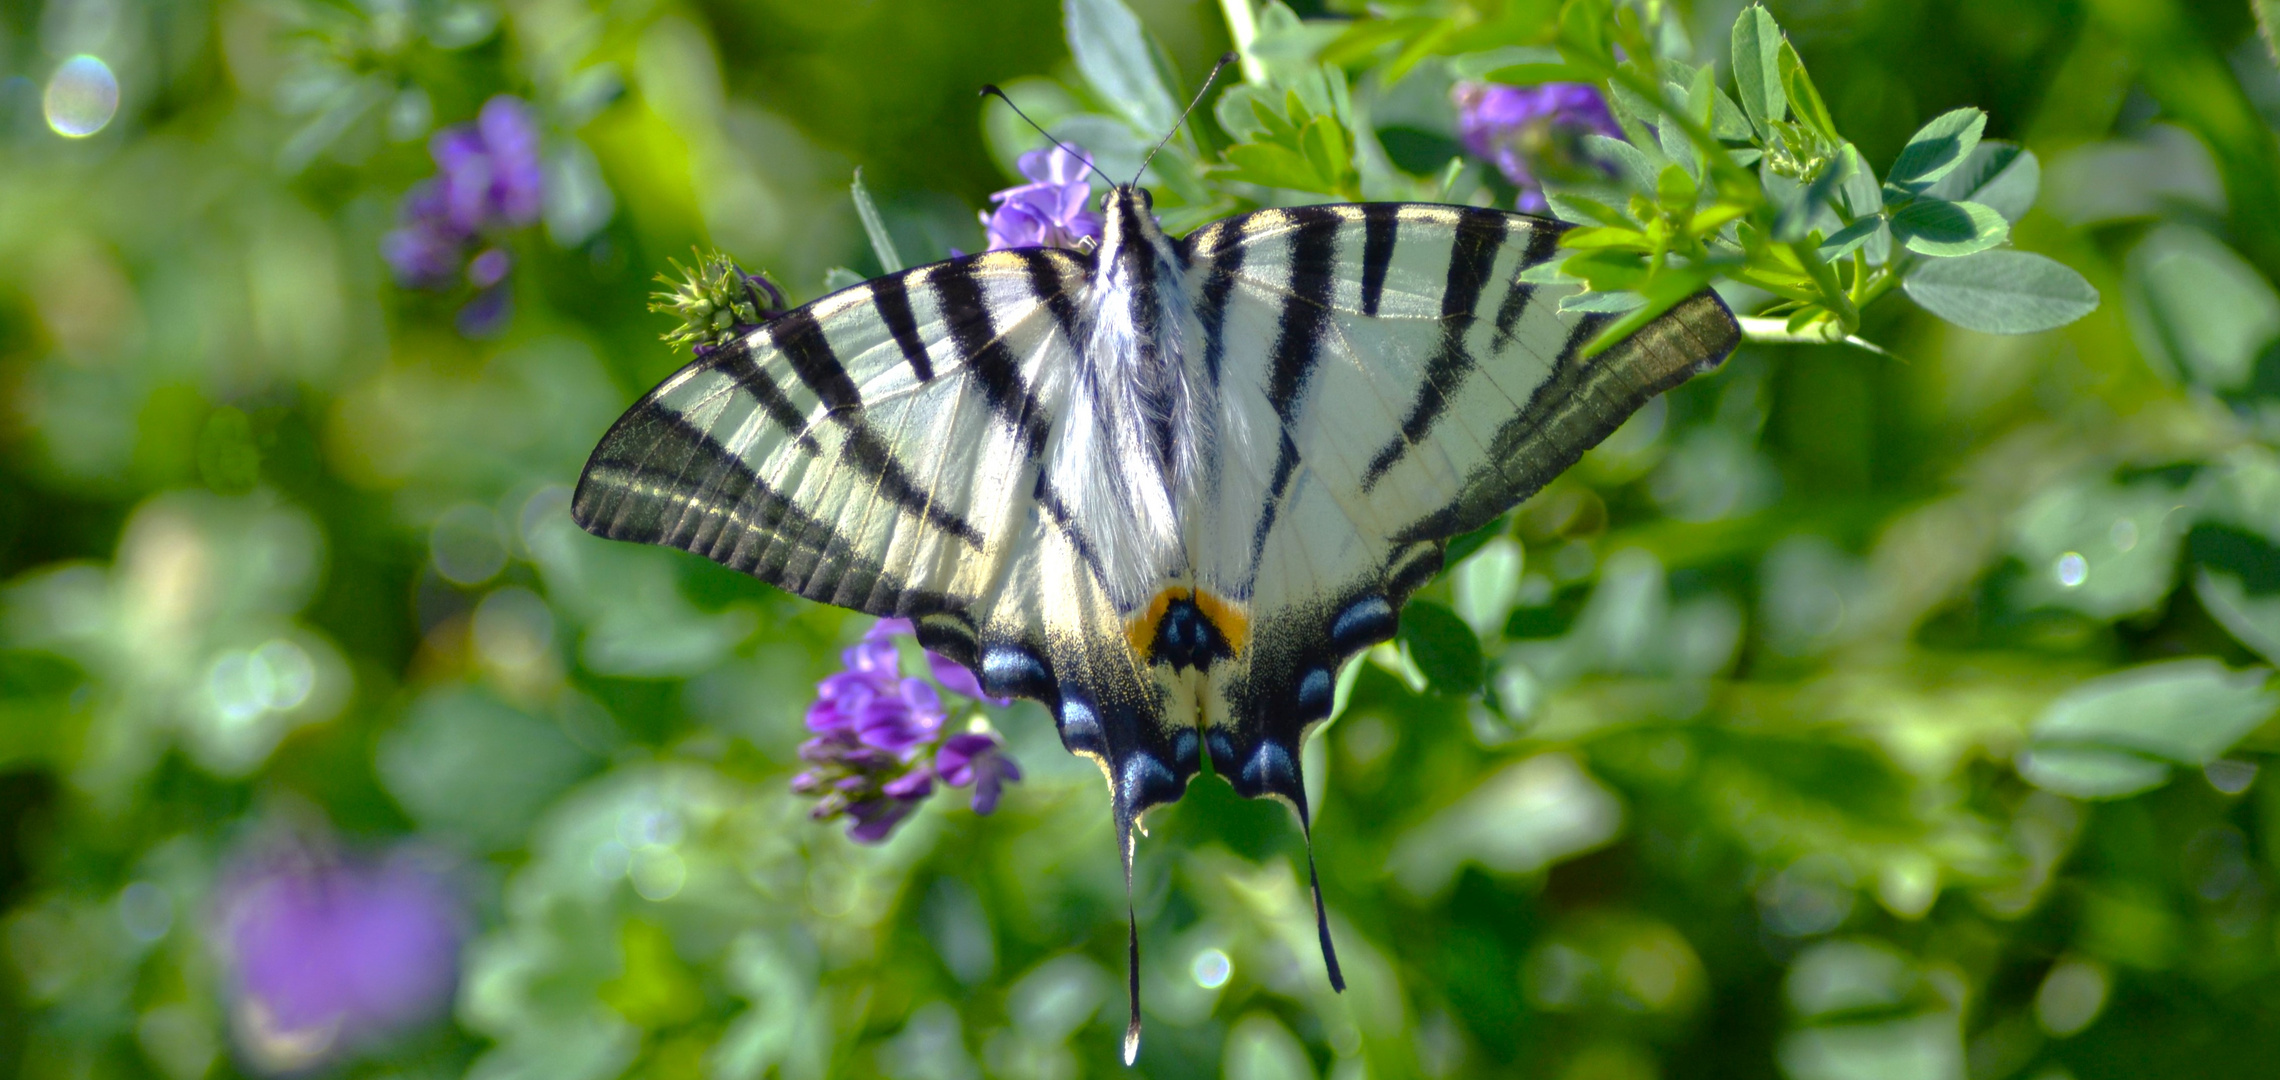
(1398, 600, 1484, 695)
(1890, 198, 2008, 256)
(1902, 249, 2098, 333)
(1885, 107, 1987, 195)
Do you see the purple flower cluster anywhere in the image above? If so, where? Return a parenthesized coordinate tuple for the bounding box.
(213, 840, 465, 1074)
(381, 95, 544, 336)
(794, 619, 1020, 843)
(1453, 82, 1623, 213)
(983, 145, 1103, 252)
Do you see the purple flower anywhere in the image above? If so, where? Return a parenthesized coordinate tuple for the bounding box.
(856, 676, 948, 753)
(936, 732, 1022, 814)
(1453, 82, 1623, 213)
(381, 95, 546, 334)
(983, 145, 1104, 252)
(791, 617, 1022, 842)
(213, 842, 465, 1074)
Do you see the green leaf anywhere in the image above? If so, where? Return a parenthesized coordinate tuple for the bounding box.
(1063, 0, 1180, 135)
(1777, 41, 1838, 145)
(849, 167, 904, 274)
(1445, 514, 1511, 567)
(1816, 216, 1886, 263)
(1476, 62, 1595, 85)
(1398, 599, 1484, 695)
(1889, 198, 2008, 256)
(2123, 225, 2280, 391)
(1884, 107, 1987, 195)
(2017, 745, 2173, 800)
(2032, 659, 2277, 767)
(1902, 249, 2099, 333)
(1730, 4, 1785, 137)
(1924, 141, 2040, 223)
(1584, 134, 1661, 196)
(1220, 142, 1328, 192)
(1559, 290, 1647, 314)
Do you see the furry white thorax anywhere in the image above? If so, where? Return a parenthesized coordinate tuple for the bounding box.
(1046, 187, 1214, 608)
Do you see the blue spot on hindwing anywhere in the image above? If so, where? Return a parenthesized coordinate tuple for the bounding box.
(1329, 596, 1397, 652)
(982, 645, 1054, 703)
(1056, 695, 1106, 756)
(1296, 668, 1334, 717)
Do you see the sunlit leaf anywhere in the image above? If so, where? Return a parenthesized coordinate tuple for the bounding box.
(1902, 249, 2098, 333)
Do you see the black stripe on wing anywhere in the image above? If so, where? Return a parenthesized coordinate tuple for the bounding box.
(1194, 238, 1247, 388)
(1395, 290, 1741, 543)
(573, 404, 955, 616)
(770, 308, 988, 550)
(1359, 207, 1511, 490)
(1357, 203, 1399, 317)
(869, 273, 934, 381)
(1265, 208, 1345, 426)
(933, 257, 1058, 460)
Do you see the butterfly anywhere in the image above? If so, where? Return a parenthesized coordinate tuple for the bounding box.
(573, 137, 1737, 1059)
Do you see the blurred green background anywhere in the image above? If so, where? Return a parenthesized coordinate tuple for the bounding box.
(8, 0, 2280, 1077)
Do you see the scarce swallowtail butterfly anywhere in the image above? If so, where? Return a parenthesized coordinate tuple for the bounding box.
(572, 78, 1739, 1061)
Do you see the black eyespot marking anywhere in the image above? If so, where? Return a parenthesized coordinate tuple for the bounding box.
(1151, 597, 1235, 672)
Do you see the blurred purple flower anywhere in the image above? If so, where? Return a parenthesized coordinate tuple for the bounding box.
(936, 732, 1022, 814)
(382, 95, 545, 334)
(214, 843, 465, 1074)
(983, 145, 1103, 252)
(793, 617, 1020, 842)
(1453, 82, 1623, 213)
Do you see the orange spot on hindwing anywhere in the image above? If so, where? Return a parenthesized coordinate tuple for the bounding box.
(1126, 587, 1248, 671)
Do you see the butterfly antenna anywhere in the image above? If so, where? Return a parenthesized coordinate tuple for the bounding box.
(1131, 51, 1238, 187)
(979, 85, 1118, 190)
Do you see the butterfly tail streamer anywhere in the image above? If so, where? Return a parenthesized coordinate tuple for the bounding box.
(1298, 808, 1346, 993)
(1119, 815, 1143, 1066)
(1289, 779, 1346, 992)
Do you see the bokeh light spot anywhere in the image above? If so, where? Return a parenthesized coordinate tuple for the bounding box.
(44, 55, 118, 138)
(2053, 551, 2088, 588)
(1189, 947, 1230, 989)
(430, 503, 508, 585)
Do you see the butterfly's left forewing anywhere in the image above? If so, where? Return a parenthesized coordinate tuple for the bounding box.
(573, 250, 1082, 632)
(1179, 204, 1739, 807)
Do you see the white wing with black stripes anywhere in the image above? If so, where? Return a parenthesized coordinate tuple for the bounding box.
(574, 249, 1080, 620)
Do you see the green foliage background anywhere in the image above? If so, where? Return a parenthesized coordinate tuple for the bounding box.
(7, 0, 2280, 1078)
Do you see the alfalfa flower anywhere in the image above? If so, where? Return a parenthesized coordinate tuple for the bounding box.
(983, 144, 1104, 252)
(212, 839, 466, 1074)
(793, 618, 1019, 843)
(381, 95, 545, 336)
(1453, 82, 1624, 213)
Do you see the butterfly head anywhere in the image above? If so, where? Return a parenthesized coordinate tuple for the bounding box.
(1096, 186, 1177, 275)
